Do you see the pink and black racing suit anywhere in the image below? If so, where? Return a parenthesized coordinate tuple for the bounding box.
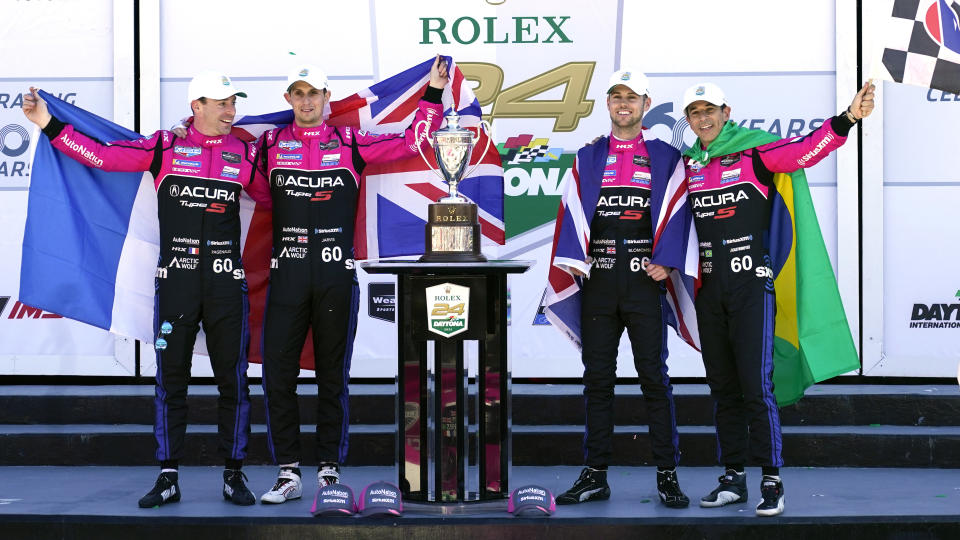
(255, 86, 443, 467)
(580, 132, 680, 469)
(685, 113, 855, 469)
(42, 117, 271, 466)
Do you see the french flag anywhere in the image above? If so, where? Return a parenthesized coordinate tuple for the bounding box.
(20, 90, 160, 344)
(21, 58, 503, 360)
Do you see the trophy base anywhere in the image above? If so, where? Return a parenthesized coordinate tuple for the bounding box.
(421, 202, 486, 263)
(418, 251, 488, 263)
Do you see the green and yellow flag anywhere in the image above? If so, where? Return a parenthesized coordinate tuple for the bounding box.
(686, 122, 860, 406)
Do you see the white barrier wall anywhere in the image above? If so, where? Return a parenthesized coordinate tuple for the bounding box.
(6, 0, 947, 379)
(861, 0, 960, 377)
(0, 0, 129, 375)
(873, 82, 960, 376)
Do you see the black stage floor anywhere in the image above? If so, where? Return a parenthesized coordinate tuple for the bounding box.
(1, 465, 958, 539)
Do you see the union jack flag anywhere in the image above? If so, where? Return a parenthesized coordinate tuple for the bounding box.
(230, 56, 503, 367)
(542, 133, 699, 351)
(230, 56, 503, 260)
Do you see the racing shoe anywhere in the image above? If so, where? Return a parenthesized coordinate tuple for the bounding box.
(755, 475, 785, 517)
(556, 467, 611, 505)
(138, 471, 181, 508)
(700, 469, 748, 507)
(318, 463, 340, 488)
(656, 469, 690, 508)
(223, 469, 256, 506)
(260, 467, 303, 504)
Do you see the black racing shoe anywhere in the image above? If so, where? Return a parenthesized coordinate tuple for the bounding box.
(138, 471, 181, 508)
(700, 469, 748, 507)
(556, 467, 611, 505)
(656, 469, 690, 508)
(223, 469, 256, 506)
(755, 475, 785, 517)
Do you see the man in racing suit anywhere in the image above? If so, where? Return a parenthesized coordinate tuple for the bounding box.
(555, 70, 689, 508)
(682, 81, 874, 516)
(256, 57, 446, 504)
(22, 72, 271, 508)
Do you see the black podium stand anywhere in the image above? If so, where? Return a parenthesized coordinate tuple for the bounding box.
(360, 260, 532, 510)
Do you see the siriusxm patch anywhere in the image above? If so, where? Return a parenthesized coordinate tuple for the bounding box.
(173, 159, 201, 168)
(631, 171, 652, 184)
(278, 140, 302, 151)
(277, 154, 302, 160)
(221, 165, 240, 179)
(633, 155, 650, 167)
(606, 155, 617, 165)
(321, 153, 341, 165)
(174, 146, 201, 157)
(720, 169, 741, 184)
(221, 151, 241, 164)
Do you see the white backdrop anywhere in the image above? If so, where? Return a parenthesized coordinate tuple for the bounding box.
(873, 82, 960, 376)
(3, 0, 952, 379)
(861, 0, 960, 376)
(0, 0, 129, 375)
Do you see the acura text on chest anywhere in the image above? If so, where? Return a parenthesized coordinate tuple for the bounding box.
(274, 173, 346, 199)
(168, 184, 236, 213)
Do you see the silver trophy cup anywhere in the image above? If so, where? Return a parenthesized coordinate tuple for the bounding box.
(415, 112, 494, 262)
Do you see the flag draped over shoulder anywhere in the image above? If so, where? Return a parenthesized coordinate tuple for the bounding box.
(875, 0, 960, 92)
(542, 134, 700, 351)
(231, 57, 501, 368)
(21, 57, 504, 367)
(685, 122, 860, 406)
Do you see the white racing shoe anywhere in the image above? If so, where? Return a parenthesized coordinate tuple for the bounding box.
(318, 463, 341, 488)
(260, 467, 303, 504)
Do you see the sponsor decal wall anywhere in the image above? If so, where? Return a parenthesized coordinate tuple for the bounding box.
(0, 0, 124, 375)
(358, 0, 842, 378)
(10, 1, 947, 379)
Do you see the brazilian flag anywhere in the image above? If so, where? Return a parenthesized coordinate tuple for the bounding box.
(686, 121, 860, 406)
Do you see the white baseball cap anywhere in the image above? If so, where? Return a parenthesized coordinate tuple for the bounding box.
(187, 71, 247, 102)
(607, 69, 650, 97)
(287, 65, 329, 92)
(682, 83, 727, 112)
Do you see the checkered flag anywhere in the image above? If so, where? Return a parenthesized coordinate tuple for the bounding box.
(879, 0, 960, 92)
(508, 144, 549, 164)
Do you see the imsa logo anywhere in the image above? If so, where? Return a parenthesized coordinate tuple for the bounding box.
(426, 283, 469, 337)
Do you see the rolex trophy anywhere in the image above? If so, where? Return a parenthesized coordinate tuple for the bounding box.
(415, 112, 493, 262)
